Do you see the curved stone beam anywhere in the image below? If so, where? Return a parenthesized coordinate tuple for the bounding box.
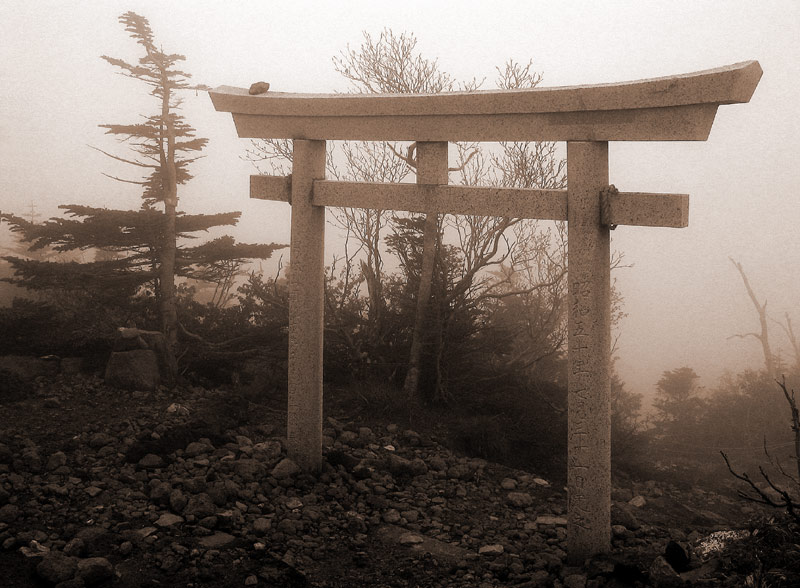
(210, 61, 761, 142)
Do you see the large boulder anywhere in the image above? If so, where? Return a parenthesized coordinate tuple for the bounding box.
(104, 349, 160, 391)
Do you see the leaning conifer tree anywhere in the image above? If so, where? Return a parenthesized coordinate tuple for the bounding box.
(1, 13, 283, 381)
(97, 11, 204, 348)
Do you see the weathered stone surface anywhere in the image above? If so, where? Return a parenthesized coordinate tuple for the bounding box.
(17, 446, 43, 473)
(500, 478, 517, 490)
(506, 492, 533, 508)
(386, 454, 428, 478)
(629, 495, 647, 508)
(567, 141, 611, 563)
(253, 517, 272, 535)
(271, 457, 300, 479)
(611, 503, 641, 531)
(398, 533, 424, 545)
(234, 458, 266, 482)
(63, 538, 86, 557)
(104, 350, 160, 391)
(0, 503, 20, 523)
(36, 551, 78, 584)
(535, 515, 568, 526)
(45, 451, 68, 471)
(155, 513, 184, 527)
(479, 544, 504, 556)
(185, 440, 214, 457)
(382, 509, 401, 524)
(185, 493, 217, 518)
(137, 453, 164, 469)
(198, 532, 235, 548)
(285, 139, 327, 473)
(76, 557, 114, 585)
(563, 573, 588, 588)
(169, 488, 187, 513)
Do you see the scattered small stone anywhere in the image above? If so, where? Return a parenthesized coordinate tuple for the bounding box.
(382, 509, 401, 524)
(76, 557, 114, 585)
(166, 402, 189, 416)
(399, 533, 424, 545)
(253, 518, 272, 535)
(46, 451, 67, 471)
(198, 532, 235, 549)
(611, 503, 641, 531)
(563, 572, 588, 588)
(478, 544, 504, 556)
(271, 458, 300, 479)
(85, 486, 103, 497)
(36, 551, 78, 584)
(63, 538, 85, 557)
(19, 540, 50, 560)
(285, 497, 303, 510)
(137, 453, 164, 469)
(0, 504, 20, 523)
(506, 491, 533, 508)
(133, 527, 157, 539)
(185, 441, 213, 458)
(245, 574, 258, 585)
(500, 478, 517, 490)
(248, 81, 270, 95)
(535, 515, 567, 526)
(155, 513, 184, 527)
(611, 524, 629, 537)
(169, 488, 188, 513)
(629, 495, 647, 508)
(185, 493, 217, 519)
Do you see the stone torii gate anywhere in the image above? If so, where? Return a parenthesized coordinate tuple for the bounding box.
(210, 60, 761, 561)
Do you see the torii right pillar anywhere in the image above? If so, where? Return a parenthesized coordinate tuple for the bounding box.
(566, 141, 612, 562)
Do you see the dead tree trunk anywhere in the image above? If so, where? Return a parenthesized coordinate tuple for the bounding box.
(730, 257, 774, 378)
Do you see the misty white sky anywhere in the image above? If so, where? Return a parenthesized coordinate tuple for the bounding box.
(1, 1, 799, 400)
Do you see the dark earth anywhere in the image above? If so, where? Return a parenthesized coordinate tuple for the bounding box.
(0, 367, 798, 587)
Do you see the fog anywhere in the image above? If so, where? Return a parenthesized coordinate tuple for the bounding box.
(2, 0, 799, 403)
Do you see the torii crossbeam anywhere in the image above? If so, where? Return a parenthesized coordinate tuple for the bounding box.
(210, 60, 761, 562)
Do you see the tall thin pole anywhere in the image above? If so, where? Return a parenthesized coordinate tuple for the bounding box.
(566, 141, 611, 562)
(287, 139, 327, 472)
(403, 141, 448, 402)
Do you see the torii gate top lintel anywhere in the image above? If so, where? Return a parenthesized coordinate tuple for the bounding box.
(210, 60, 761, 142)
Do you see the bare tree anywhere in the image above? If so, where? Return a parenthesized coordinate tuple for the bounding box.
(245, 30, 570, 403)
(729, 257, 775, 377)
(774, 313, 800, 375)
(722, 378, 800, 523)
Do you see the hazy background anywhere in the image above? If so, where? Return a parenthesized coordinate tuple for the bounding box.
(2, 0, 798, 404)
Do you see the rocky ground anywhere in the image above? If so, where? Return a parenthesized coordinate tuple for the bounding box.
(0, 371, 797, 587)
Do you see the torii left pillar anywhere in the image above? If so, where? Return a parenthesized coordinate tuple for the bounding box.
(287, 139, 327, 472)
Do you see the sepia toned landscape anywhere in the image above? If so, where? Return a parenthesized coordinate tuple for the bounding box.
(1, 2, 799, 586)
